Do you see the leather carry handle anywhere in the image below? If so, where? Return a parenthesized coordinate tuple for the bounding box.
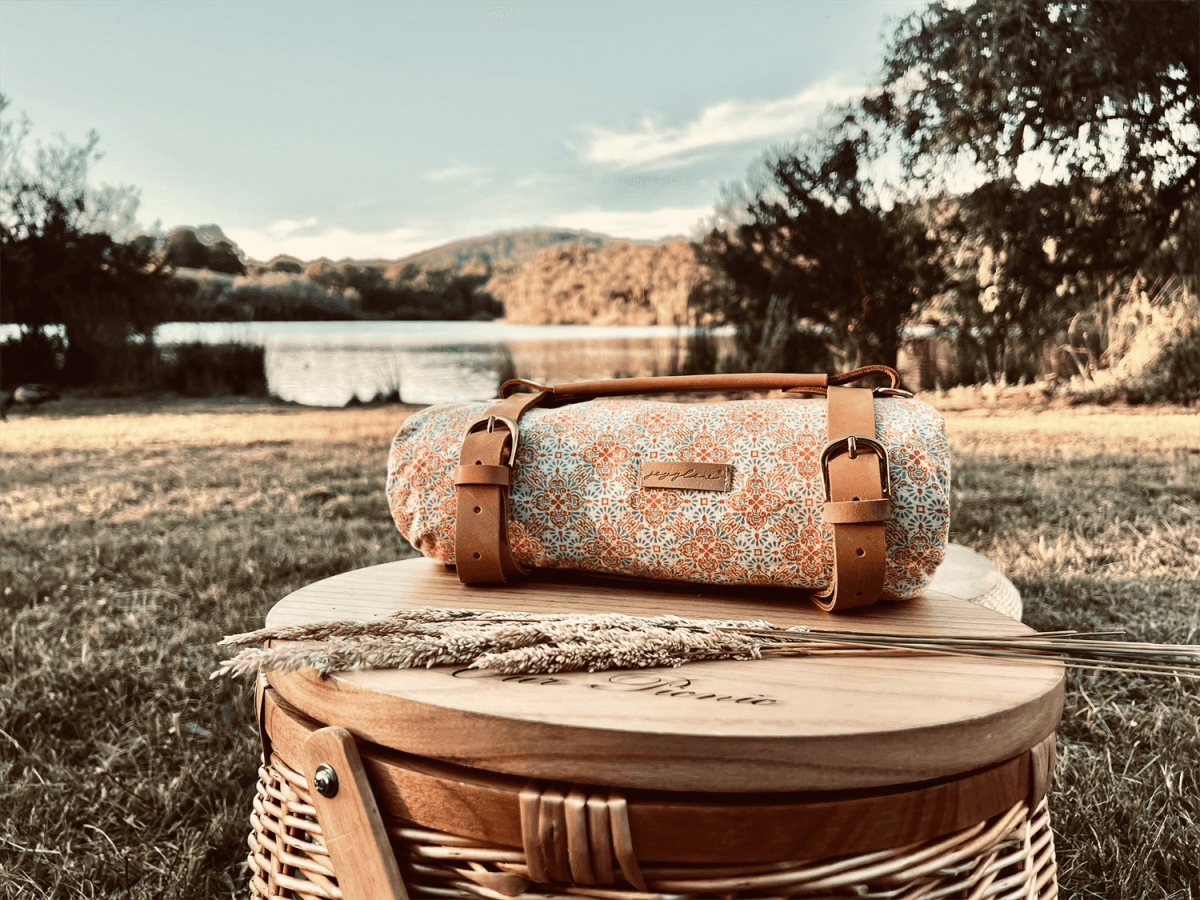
(500, 365, 901, 400)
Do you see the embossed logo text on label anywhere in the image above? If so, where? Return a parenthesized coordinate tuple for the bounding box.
(638, 461, 733, 492)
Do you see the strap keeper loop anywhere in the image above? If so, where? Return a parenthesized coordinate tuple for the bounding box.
(823, 498, 892, 524)
(453, 464, 513, 487)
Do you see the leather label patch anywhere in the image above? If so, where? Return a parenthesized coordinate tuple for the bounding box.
(639, 461, 733, 492)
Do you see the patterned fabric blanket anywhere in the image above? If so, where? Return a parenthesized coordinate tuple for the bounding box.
(388, 396, 951, 598)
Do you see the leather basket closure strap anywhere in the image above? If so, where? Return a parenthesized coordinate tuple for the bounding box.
(452, 367, 908, 611)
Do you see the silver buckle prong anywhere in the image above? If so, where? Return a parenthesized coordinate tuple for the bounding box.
(819, 435, 891, 502)
(463, 413, 521, 467)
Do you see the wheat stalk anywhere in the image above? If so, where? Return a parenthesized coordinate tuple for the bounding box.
(212, 607, 1200, 681)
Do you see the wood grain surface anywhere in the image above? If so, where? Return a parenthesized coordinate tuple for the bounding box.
(265, 557, 1063, 792)
(265, 688, 1056, 863)
(301, 727, 408, 899)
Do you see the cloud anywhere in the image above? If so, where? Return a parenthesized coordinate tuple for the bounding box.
(223, 202, 716, 262)
(617, 171, 691, 188)
(225, 224, 445, 262)
(484, 7, 520, 24)
(263, 217, 319, 238)
(579, 77, 861, 170)
(550, 205, 714, 241)
(424, 161, 491, 184)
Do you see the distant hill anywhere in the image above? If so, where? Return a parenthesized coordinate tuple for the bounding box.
(487, 238, 709, 326)
(258, 228, 619, 274)
(179, 226, 706, 325)
(392, 228, 616, 272)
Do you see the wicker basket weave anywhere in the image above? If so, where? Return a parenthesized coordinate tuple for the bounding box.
(247, 750, 1058, 900)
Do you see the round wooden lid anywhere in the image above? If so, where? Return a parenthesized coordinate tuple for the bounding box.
(264, 553, 1063, 793)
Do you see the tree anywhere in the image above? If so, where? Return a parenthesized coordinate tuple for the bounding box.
(866, 0, 1199, 281)
(922, 181, 1108, 382)
(0, 94, 168, 384)
(162, 226, 246, 275)
(691, 129, 943, 371)
(163, 226, 209, 269)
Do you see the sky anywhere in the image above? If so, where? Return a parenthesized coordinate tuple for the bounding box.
(0, 0, 920, 262)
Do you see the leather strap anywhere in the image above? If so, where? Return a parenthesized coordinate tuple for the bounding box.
(455, 375, 896, 608)
(455, 391, 546, 583)
(254, 672, 272, 765)
(812, 385, 890, 611)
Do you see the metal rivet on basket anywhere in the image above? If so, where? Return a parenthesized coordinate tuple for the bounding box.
(313, 763, 339, 798)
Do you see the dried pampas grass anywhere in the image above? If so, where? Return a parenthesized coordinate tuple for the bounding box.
(213, 608, 1200, 682)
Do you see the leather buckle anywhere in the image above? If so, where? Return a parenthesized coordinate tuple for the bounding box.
(872, 387, 914, 399)
(463, 413, 520, 466)
(820, 435, 892, 502)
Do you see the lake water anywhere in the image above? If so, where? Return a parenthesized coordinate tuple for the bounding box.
(153, 321, 723, 407)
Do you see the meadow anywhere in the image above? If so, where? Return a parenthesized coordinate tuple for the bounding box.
(1, 395, 1197, 899)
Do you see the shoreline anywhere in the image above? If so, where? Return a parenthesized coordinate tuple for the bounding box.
(5, 379, 1196, 417)
(2, 390, 1194, 458)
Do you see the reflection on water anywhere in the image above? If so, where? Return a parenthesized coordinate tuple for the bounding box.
(154, 321, 714, 406)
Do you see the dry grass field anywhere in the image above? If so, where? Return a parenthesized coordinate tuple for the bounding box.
(1, 395, 1197, 899)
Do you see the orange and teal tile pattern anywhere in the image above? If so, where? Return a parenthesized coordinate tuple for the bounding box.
(387, 397, 950, 598)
